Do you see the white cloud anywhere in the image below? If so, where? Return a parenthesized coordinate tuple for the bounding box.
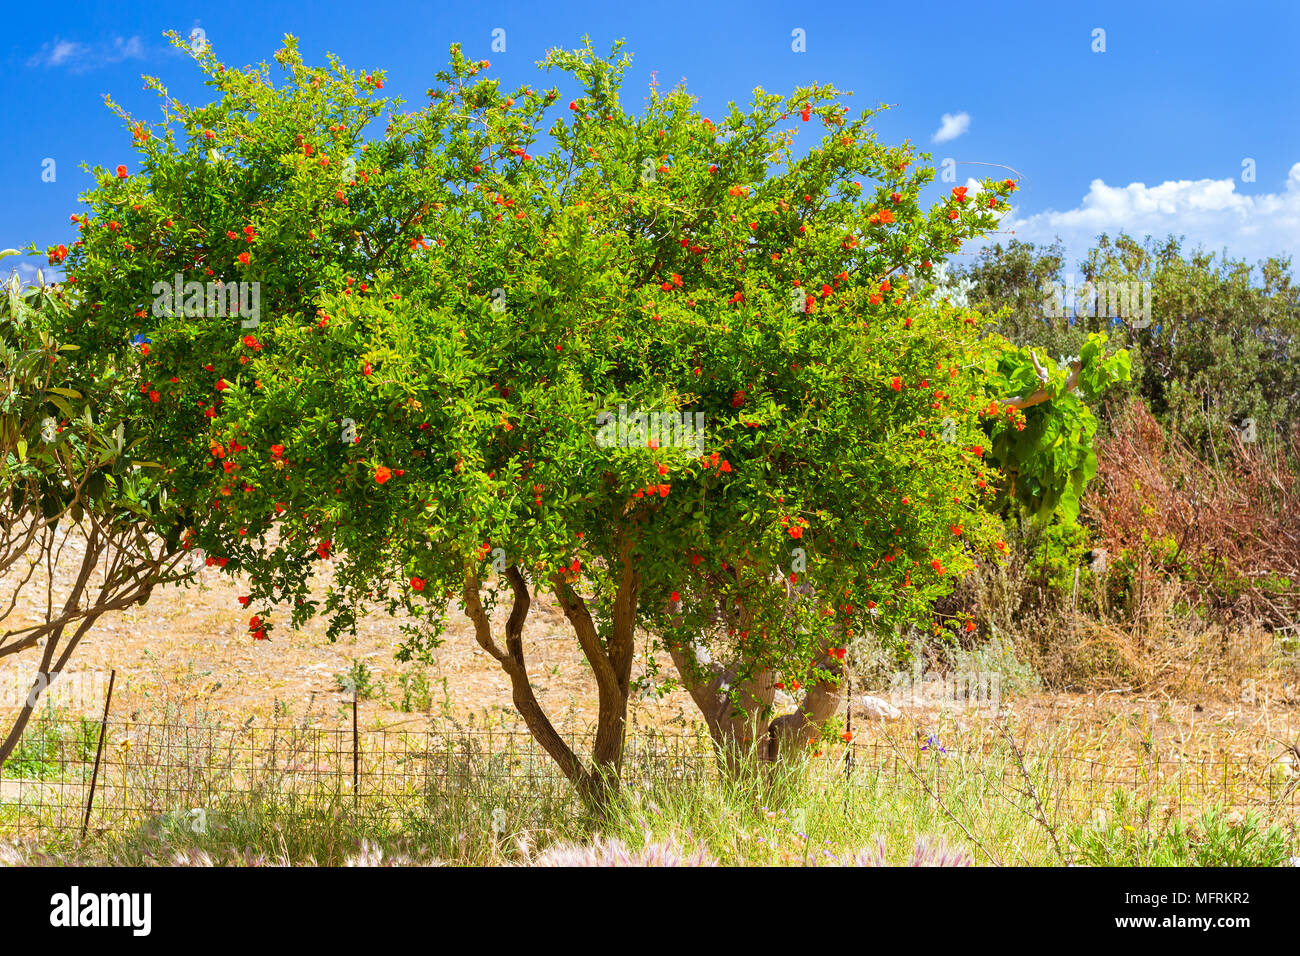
(932, 112, 971, 144)
(999, 164, 1300, 265)
(110, 36, 144, 62)
(28, 39, 88, 68)
(1, 258, 62, 289)
(27, 35, 146, 71)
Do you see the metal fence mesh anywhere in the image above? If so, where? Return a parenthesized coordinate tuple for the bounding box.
(1, 713, 1297, 843)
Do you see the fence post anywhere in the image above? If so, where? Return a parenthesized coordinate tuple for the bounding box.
(81, 668, 116, 840)
(845, 671, 853, 780)
(352, 687, 359, 807)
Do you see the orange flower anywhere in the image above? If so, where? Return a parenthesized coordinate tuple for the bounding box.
(375, 466, 392, 484)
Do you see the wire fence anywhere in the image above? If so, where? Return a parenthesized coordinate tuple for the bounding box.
(1, 712, 1297, 843)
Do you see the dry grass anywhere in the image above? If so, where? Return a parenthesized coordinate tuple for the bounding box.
(1, 698, 1296, 866)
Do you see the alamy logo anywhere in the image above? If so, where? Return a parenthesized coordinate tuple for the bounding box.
(595, 405, 706, 453)
(1042, 277, 1152, 328)
(152, 273, 261, 328)
(887, 657, 1002, 713)
(49, 886, 151, 936)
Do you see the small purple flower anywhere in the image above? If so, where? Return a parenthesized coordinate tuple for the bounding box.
(920, 734, 947, 754)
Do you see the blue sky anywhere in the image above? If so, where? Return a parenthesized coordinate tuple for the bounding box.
(4, 0, 1298, 282)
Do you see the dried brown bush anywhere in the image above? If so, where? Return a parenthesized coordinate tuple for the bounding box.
(946, 399, 1300, 699)
(1086, 399, 1300, 630)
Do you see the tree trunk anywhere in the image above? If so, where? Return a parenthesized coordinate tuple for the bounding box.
(463, 550, 640, 817)
(552, 533, 639, 808)
(462, 568, 592, 793)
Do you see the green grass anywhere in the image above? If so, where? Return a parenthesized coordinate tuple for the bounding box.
(2, 709, 1296, 866)
(0, 711, 99, 781)
(1068, 790, 1292, 867)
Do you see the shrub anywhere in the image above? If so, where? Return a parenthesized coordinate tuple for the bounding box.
(1087, 399, 1300, 629)
(0, 256, 190, 766)
(53, 36, 1124, 810)
(960, 234, 1300, 454)
(1071, 792, 1291, 867)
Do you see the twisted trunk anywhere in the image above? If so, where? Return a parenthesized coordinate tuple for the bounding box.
(667, 644, 844, 771)
(463, 535, 640, 814)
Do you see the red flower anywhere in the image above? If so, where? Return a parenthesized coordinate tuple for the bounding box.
(891, 377, 902, 391)
(670, 591, 681, 602)
(362, 362, 373, 376)
(931, 560, 945, 574)
(951, 186, 969, 202)
(115, 165, 128, 178)
(410, 577, 426, 591)
(375, 465, 392, 484)
(148, 390, 161, 403)
(800, 104, 811, 121)
(270, 444, 284, 459)
(248, 615, 262, 630)
(316, 540, 332, 559)
(788, 526, 803, 540)
(238, 251, 250, 265)
(731, 390, 746, 408)
(215, 379, 228, 391)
